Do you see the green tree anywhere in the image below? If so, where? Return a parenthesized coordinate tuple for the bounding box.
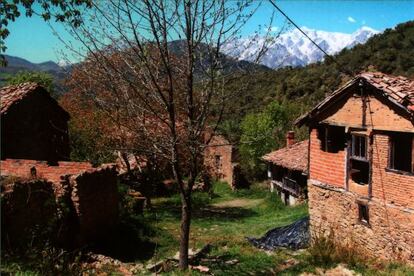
(239, 102, 289, 178)
(7, 71, 56, 98)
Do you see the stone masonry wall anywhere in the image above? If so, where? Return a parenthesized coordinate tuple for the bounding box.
(1, 159, 118, 247)
(69, 167, 119, 245)
(308, 181, 414, 264)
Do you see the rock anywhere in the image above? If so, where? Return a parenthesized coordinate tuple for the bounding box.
(224, 259, 239, 265)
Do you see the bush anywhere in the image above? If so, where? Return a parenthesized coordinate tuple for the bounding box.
(307, 228, 366, 268)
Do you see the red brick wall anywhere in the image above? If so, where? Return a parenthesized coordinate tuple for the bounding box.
(371, 134, 414, 209)
(1, 159, 93, 196)
(309, 128, 346, 188)
(308, 182, 414, 264)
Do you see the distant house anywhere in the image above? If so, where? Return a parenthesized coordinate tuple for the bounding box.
(296, 72, 414, 264)
(204, 134, 247, 189)
(263, 131, 308, 205)
(1, 82, 70, 162)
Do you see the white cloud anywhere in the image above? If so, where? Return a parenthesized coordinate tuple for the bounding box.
(347, 16, 356, 23)
(265, 26, 279, 32)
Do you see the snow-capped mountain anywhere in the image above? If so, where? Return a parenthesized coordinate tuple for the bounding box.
(221, 26, 379, 69)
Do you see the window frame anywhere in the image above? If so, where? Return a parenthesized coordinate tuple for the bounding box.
(357, 203, 370, 226)
(388, 133, 413, 174)
(351, 134, 368, 161)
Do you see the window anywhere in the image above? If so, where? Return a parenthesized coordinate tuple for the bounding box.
(317, 125, 345, 153)
(358, 203, 369, 225)
(350, 135, 369, 185)
(214, 155, 222, 173)
(351, 135, 367, 160)
(389, 133, 413, 173)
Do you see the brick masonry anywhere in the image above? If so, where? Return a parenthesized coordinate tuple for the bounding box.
(307, 87, 414, 264)
(1, 159, 118, 247)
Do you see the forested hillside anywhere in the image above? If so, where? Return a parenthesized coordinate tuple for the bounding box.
(221, 21, 414, 129)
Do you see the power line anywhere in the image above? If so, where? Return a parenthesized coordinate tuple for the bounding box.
(267, 0, 353, 77)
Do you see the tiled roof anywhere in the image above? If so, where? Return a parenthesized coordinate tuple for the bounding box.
(1, 82, 41, 114)
(262, 140, 308, 172)
(296, 72, 414, 126)
(360, 72, 414, 110)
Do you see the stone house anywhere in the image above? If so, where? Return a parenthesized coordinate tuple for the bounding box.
(1, 82, 70, 162)
(203, 134, 247, 189)
(263, 131, 308, 205)
(296, 72, 414, 264)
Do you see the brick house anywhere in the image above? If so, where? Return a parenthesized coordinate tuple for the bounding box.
(296, 72, 414, 264)
(263, 131, 308, 205)
(1, 82, 70, 162)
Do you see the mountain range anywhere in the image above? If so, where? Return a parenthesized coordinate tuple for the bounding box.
(221, 26, 379, 69)
(1, 26, 380, 81)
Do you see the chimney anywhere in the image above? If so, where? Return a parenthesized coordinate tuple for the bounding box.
(286, 131, 295, 147)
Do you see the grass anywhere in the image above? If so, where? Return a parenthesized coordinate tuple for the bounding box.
(142, 182, 309, 275)
(140, 181, 413, 275)
(3, 181, 413, 275)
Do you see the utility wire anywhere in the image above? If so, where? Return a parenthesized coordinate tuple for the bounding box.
(267, 0, 353, 77)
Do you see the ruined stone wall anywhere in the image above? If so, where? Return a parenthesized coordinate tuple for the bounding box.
(309, 128, 346, 188)
(1, 159, 118, 247)
(308, 181, 414, 264)
(1, 177, 58, 247)
(69, 167, 119, 245)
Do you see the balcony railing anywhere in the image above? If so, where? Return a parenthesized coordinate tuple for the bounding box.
(271, 177, 300, 196)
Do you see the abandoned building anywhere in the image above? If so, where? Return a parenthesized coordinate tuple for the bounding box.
(296, 72, 414, 264)
(263, 131, 308, 205)
(204, 134, 247, 189)
(0, 82, 119, 247)
(1, 82, 70, 162)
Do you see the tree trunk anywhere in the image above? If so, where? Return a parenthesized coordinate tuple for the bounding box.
(179, 194, 191, 270)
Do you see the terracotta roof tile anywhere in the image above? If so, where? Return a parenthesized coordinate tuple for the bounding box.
(359, 72, 414, 109)
(1, 82, 41, 114)
(262, 140, 308, 172)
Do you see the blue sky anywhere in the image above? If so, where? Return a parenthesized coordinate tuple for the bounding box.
(5, 0, 414, 63)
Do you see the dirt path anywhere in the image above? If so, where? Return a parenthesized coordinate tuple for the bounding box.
(212, 198, 264, 208)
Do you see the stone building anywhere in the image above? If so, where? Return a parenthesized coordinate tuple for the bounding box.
(1, 82, 70, 162)
(263, 131, 308, 205)
(0, 82, 119, 247)
(296, 72, 414, 264)
(203, 134, 247, 189)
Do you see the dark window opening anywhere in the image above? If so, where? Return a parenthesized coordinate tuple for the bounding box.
(358, 203, 369, 225)
(389, 133, 413, 173)
(214, 155, 222, 172)
(350, 159, 369, 185)
(317, 125, 345, 153)
(351, 135, 367, 160)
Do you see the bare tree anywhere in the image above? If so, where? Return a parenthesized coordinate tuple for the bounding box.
(59, 0, 280, 269)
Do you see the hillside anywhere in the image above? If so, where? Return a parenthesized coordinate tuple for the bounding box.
(221, 20, 414, 130)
